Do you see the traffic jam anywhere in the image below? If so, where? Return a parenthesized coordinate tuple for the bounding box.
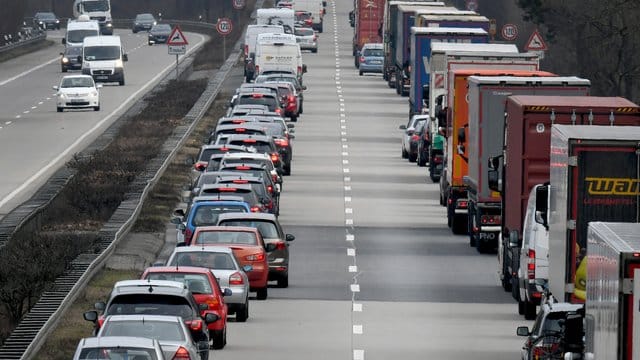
(57, 0, 639, 358)
(72, 1, 320, 359)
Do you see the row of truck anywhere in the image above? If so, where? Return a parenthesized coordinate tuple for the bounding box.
(351, 0, 640, 358)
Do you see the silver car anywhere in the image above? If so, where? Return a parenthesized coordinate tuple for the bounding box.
(73, 336, 165, 359)
(97, 315, 206, 360)
(294, 27, 317, 53)
(399, 114, 429, 160)
(166, 246, 251, 322)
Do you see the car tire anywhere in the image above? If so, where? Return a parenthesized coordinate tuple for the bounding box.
(256, 287, 268, 300)
(277, 275, 289, 288)
(283, 164, 291, 176)
(401, 148, 408, 159)
(210, 328, 226, 349)
(94, 105, 100, 111)
(452, 215, 467, 235)
(148, 42, 152, 46)
(408, 153, 417, 163)
(61, 67, 67, 73)
(57, 107, 63, 112)
(299, 102, 303, 114)
(119, 78, 125, 86)
(312, 48, 318, 53)
(133, 29, 138, 33)
(417, 153, 427, 167)
(524, 300, 537, 320)
(359, 70, 363, 76)
(236, 301, 249, 322)
(290, 114, 298, 122)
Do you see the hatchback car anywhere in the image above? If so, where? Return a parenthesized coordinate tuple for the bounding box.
(196, 183, 267, 213)
(73, 336, 164, 360)
(214, 174, 279, 215)
(399, 114, 429, 160)
(210, 124, 269, 144)
(172, 198, 251, 245)
(190, 226, 274, 300)
(167, 246, 251, 322)
(149, 23, 172, 45)
(264, 81, 301, 122)
(60, 46, 83, 72)
(294, 27, 318, 53)
(358, 43, 384, 75)
(97, 315, 204, 358)
(192, 144, 250, 172)
(33, 12, 60, 30)
(216, 213, 295, 287)
(141, 267, 231, 349)
(254, 73, 306, 113)
(53, 75, 101, 112)
(133, 13, 157, 33)
(235, 92, 284, 116)
(222, 134, 284, 173)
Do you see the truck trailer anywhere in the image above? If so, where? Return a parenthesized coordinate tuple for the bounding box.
(352, 0, 385, 62)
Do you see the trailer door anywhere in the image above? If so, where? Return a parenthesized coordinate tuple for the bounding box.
(629, 266, 640, 359)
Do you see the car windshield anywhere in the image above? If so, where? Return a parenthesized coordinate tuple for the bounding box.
(101, 320, 186, 341)
(295, 28, 314, 36)
(170, 252, 237, 270)
(67, 30, 98, 43)
(84, 46, 120, 61)
(64, 46, 83, 56)
(238, 96, 278, 111)
(106, 294, 193, 318)
(363, 48, 383, 57)
(227, 141, 272, 154)
(220, 220, 279, 238)
(37, 13, 55, 19)
(194, 230, 258, 245)
(61, 77, 94, 88)
(220, 168, 265, 178)
(152, 24, 171, 32)
(79, 347, 158, 360)
(145, 273, 212, 295)
(136, 14, 154, 21)
(81, 0, 109, 12)
(191, 204, 248, 226)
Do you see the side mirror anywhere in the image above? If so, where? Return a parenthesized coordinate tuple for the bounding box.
(122, 53, 128, 62)
(204, 312, 219, 324)
(242, 264, 253, 272)
(488, 155, 502, 171)
(487, 169, 501, 192)
(52, 85, 59, 90)
(289, 134, 296, 140)
(534, 185, 549, 229)
(62, 38, 66, 44)
(399, 124, 407, 130)
(265, 243, 277, 252)
(285, 234, 295, 241)
(287, 123, 295, 128)
(94, 301, 106, 310)
(152, 261, 164, 267)
(173, 208, 186, 218)
(302, 85, 307, 91)
(170, 216, 182, 225)
(59, 52, 64, 56)
(222, 288, 233, 297)
(405, 128, 415, 135)
(176, 242, 187, 247)
(83, 310, 98, 322)
(177, 223, 186, 232)
(96, 84, 103, 89)
(509, 230, 519, 248)
(302, 64, 308, 73)
(516, 326, 530, 337)
(457, 127, 466, 143)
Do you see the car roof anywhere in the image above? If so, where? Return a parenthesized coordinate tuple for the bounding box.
(225, 134, 273, 142)
(78, 336, 159, 348)
(222, 152, 270, 159)
(217, 212, 277, 222)
(103, 314, 183, 323)
(145, 266, 214, 276)
(62, 74, 94, 80)
(192, 195, 249, 203)
(172, 246, 236, 255)
(200, 183, 254, 191)
(220, 162, 269, 170)
(194, 225, 260, 233)
(215, 123, 269, 131)
(113, 279, 186, 291)
(541, 302, 584, 313)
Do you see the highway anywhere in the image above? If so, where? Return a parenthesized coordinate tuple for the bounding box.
(0, 29, 206, 217)
(211, 1, 527, 359)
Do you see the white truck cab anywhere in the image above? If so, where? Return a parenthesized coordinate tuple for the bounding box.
(63, 15, 100, 47)
(73, 0, 113, 35)
(257, 8, 295, 34)
(81, 35, 127, 86)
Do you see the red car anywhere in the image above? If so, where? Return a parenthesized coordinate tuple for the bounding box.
(191, 226, 273, 300)
(264, 81, 300, 121)
(141, 266, 231, 349)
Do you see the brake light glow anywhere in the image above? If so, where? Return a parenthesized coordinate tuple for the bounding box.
(480, 215, 501, 225)
(251, 93, 264, 98)
(235, 128, 246, 132)
(274, 138, 289, 147)
(243, 139, 257, 143)
(274, 241, 286, 250)
(205, 296, 219, 309)
(287, 95, 296, 104)
(97, 316, 105, 329)
(411, 134, 420, 141)
(244, 44, 249, 56)
(267, 185, 274, 193)
(250, 206, 261, 212)
(220, 146, 229, 151)
(275, 108, 283, 115)
(246, 252, 265, 261)
(270, 153, 279, 162)
(297, 66, 302, 74)
(359, 56, 365, 63)
(527, 249, 536, 279)
(457, 200, 468, 209)
(236, 166, 251, 170)
(218, 187, 238, 192)
(232, 120, 245, 124)
(232, 179, 249, 184)
(229, 271, 244, 285)
(173, 346, 191, 359)
(189, 319, 203, 331)
(194, 162, 207, 171)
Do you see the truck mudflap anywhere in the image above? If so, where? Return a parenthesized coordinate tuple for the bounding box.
(447, 193, 469, 235)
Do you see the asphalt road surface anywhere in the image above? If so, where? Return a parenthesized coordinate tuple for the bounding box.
(209, 1, 528, 359)
(0, 29, 206, 217)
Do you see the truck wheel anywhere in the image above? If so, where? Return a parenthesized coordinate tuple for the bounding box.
(401, 87, 409, 97)
(388, 74, 396, 88)
(501, 248, 512, 292)
(524, 300, 537, 320)
(439, 191, 445, 206)
(447, 202, 453, 228)
(359, 70, 363, 76)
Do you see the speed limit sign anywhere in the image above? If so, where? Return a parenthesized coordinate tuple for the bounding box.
(501, 24, 518, 41)
(216, 18, 233, 35)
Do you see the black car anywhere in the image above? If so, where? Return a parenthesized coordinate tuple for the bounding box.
(33, 12, 60, 30)
(60, 45, 83, 72)
(148, 23, 172, 45)
(132, 13, 156, 33)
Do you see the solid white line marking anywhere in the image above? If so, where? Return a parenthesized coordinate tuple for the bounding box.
(350, 284, 360, 292)
(346, 234, 355, 241)
(353, 325, 363, 334)
(352, 303, 362, 311)
(345, 207, 353, 213)
(0, 57, 59, 87)
(354, 349, 365, 360)
(346, 219, 353, 225)
(349, 265, 358, 272)
(347, 248, 356, 256)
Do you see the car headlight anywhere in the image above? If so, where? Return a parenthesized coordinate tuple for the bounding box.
(58, 93, 66, 99)
(106, 23, 113, 27)
(91, 91, 98, 97)
(115, 59, 123, 68)
(62, 57, 69, 63)
(55, 20, 60, 23)
(153, 21, 157, 25)
(39, 21, 44, 24)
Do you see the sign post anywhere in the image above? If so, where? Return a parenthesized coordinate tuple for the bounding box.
(167, 26, 189, 80)
(488, 19, 496, 41)
(216, 18, 233, 61)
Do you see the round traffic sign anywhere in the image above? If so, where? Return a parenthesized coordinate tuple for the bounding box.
(232, 0, 245, 10)
(501, 23, 518, 41)
(216, 18, 233, 35)
(465, 0, 478, 12)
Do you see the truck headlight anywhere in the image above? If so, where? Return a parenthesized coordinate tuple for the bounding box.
(115, 59, 123, 68)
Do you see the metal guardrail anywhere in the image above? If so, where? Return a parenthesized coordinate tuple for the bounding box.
(0, 10, 251, 358)
(0, 31, 47, 55)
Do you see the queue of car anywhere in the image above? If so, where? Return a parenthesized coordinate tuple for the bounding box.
(72, 3, 323, 358)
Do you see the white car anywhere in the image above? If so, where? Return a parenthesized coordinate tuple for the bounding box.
(73, 336, 165, 360)
(294, 27, 317, 53)
(399, 114, 429, 159)
(53, 74, 101, 112)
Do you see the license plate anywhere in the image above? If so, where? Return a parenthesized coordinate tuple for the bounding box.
(71, 99, 84, 103)
(371, 60, 381, 64)
(96, 75, 108, 80)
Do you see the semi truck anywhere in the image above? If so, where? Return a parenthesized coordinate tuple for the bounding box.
(73, 0, 112, 35)
(466, 77, 590, 254)
(548, 124, 640, 305)
(416, 13, 485, 28)
(352, 0, 385, 62)
(440, 70, 554, 235)
(408, 27, 488, 117)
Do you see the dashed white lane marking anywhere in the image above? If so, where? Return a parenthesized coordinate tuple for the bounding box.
(15, 115, 20, 119)
(344, 176, 351, 182)
(23, 110, 29, 114)
(353, 303, 363, 311)
(349, 265, 358, 273)
(38, 101, 43, 105)
(354, 350, 365, 360)
(346, 234, 355, 241)
(345, 185, 352, 191)
(350, 284, 360, 292)
(31, 106, 37, 109)
(346, 219, 354, 225)
(345, 196, 352, 202)
(343, 168, 350, 173)
(341, 131, 347, 136)
(342, 152, 349, 156)
(0, 57, 59, 87)
(345, 207, 353, 214)
(353, 325, 363, 334)
(343, 159, 349, 164)
(5, 121, 12, 125)
(347, 248, 356, 256)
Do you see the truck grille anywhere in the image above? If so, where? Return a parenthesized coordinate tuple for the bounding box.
(92, 69, 112, 75)
(90, 16, 106, 22)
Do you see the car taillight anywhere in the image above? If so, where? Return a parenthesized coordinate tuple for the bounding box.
(411, 134, 420, 141)
(205, 296, 219, 309)
(189, 319, 203, 331)
(267, 185, 274, 194)
(313, 34, 318, 41)
(275, 108, 282, 115)
(246, 252, 265, 261)
(233, 179, 249, 184)
(218, 187, 238, 192)
(274, 138, 289, 147)
(185, 228, 194, 245)
(173, 346, 191, 359)
(287, 95, 296, 104)
(244, 44, 249, 56)
(251, 93, 264, 98)
(194, 162, 207, 171)
(528, 249, 536, 279)
(272, 173, 278, 182)
(274, 241, 286, 250)
(229, 271, 244, 285)
(297, 66, 302, 74)
(480, 215, 501, 225)
(236, 166, 251, 170)
(359, 56, 365, 63)
(231, 120, 245, 124)
(235, 128, 246, 132)
(265, 199, 273, 210)
(434, 155, 443, 164)
(97, 316, 105, 329)
(243, 139, 257, 143)
(270, 153, 279, 162)
(250, 206, 261, 212)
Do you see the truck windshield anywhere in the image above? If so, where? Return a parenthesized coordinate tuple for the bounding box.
(67, 29, 98, 43)
(84, 46, 120, 61)
(82, 0, 110, 12)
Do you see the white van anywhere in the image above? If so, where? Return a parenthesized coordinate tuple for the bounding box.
(256, 8, 295, 34)
(63, 15, 100, 47)
(256, 32, 297, 45)
(81, 35, 127, 85)
(294, 0, 325, 32)
(254, 41, 305, 83)
(244, 25, 285, 81)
